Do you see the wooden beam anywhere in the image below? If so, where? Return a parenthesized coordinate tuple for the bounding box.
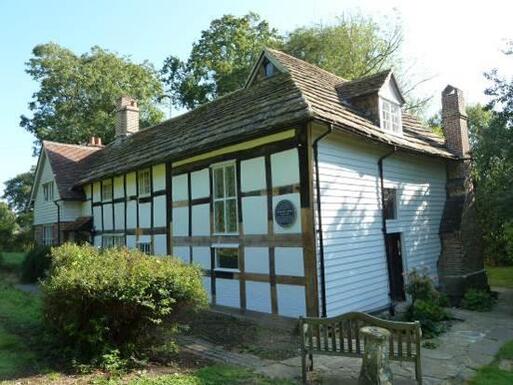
(299, 123, 320, 317)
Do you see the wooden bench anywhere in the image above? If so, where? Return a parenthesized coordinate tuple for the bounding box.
(299, 312, 422, 385)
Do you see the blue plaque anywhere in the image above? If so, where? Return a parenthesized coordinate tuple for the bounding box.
(274, 199, 297, 228)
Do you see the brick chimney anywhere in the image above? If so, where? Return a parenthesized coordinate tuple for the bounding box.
(438, 85, 488, 304)
(116, 96, 139, 138)
(442, 85, 470, 158)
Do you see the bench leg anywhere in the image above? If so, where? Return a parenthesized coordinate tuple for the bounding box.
(415, 357, 422, 385)
(301, 351, 307, 384)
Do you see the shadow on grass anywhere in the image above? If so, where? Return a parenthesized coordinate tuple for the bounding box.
(0, 281, 53, 381)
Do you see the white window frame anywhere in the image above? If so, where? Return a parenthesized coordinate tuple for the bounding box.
(380, 98, 402, 135)
(213, 244, 240, 272)
(102, 179, 113, 201)
(42, 225, 53, 246)
(102, 234, 125, 248)
(211, 162, 238, 235)
(138, 169, 151, 197)
(42, 182, 54, 201)
(136, 241, 152, 255)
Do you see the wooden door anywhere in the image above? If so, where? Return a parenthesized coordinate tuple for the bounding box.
(385, 233, 406, 301)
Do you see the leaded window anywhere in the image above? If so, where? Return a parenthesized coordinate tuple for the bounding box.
(138, 169, 151, 197)
(212, 163, 238, 234)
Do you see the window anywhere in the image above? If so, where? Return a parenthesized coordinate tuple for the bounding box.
(264, 60, 276, 78)
(138, 169, 151, 196)
(102, 180, 113, 201)
(381, 99, 402, 134)
(215, 247, 239, 270)
(42, 182, 54, 201)
(137, 242, 152, 255)
(212, 163, 238, 234)
(102, 235, 125, 248)
(383, 188, 398, 220)
(42, 225, 53, 246)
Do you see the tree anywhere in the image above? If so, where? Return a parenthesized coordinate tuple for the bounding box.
(0, 203, 18, 251)
(161, 13, 282, 109)
(282, 13, 402, 80)
(2, 168, 34, 213)
(468, 45, 513, 265)
(21, 43, 165, 153)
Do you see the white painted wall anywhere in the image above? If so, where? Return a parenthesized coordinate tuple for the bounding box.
(33, 152, 59, 225)
(315, 131, 446, 316)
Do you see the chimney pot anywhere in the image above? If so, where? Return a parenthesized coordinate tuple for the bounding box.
(116, 96, 139, 138)
(96, 137, 102, 146)
(442, 85, 470, 158)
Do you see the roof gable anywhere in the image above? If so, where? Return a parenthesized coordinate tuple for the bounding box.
(36, 141, 101, 200)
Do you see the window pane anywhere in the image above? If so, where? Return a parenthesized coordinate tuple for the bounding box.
(225, 165, 236, 197)
(217, 248, 239, 269)
(226, 199, 237, 233)
(214, 201, 225, 233)
(214, 168, 224, 198)
(384, 188, 397, 220)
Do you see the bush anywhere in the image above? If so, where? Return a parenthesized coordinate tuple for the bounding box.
(20, 245, 51, 283)
(42, 243, 208, 366)
(461, 289, 496, 312)
(404, 270, 450, 338)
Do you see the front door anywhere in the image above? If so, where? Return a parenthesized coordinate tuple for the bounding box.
(385, 233, 406, 301)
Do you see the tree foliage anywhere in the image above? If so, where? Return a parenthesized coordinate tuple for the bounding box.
(161, 13, 281, 109)
(2, 168, 34, 213)
(281, 13, 402, 80)
(21, 43, 164, 153)
(0, 202, 18, 251)
(471, 46, 513, 265)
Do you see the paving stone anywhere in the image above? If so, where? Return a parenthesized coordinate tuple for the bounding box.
(499, 359, 513, 371)
(256, 363, 299, 379)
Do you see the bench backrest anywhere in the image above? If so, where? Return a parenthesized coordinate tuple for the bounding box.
(299, 312, 421, 362)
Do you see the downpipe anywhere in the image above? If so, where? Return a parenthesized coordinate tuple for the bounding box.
(313, 124, 333, 318)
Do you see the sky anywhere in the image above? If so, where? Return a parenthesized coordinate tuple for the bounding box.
(1, 0, 513, 198)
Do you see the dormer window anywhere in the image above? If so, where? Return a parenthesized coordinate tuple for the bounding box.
(381, 98, 402, 134)
(264, 60, 275, 78)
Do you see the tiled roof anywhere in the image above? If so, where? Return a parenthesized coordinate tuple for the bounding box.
(264, 49, 450, 158)
(61, 48, 453, 188)
(43, 141, 102, 200)
(336, 69, 392, 100)
(76, 73, 310, 184)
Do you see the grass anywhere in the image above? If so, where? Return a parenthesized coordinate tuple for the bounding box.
(470, 341, 513, 385)
(90, 365, 295, 385)
(0, 282, 44, 380)
(0, 251, 25, 272)
(486, 265, 513, 289)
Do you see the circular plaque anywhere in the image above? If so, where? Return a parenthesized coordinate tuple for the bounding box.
(274, 199, 297, 228)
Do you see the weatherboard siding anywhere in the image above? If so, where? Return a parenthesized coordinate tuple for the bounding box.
(315, 132, 446, 317)
(33, 152, 59, 225)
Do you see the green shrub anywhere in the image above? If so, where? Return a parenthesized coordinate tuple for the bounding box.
(461, 289, 496, 311)
(20, 245, 51, 283)
(404, 270, 450, 338)
(41, 243, 208, 366)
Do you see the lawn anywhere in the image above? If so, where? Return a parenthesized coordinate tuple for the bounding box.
(0, 251, 297, 384)
(0, 252, 25, 273)
(486, 265, 513, 289)
(470, 340, 513, 385)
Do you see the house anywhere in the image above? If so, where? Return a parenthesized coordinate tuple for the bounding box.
(29, 48, 486, 318)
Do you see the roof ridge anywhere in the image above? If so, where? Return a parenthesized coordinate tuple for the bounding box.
(264, 48, 348, 83)
(43, 140, 101, 151)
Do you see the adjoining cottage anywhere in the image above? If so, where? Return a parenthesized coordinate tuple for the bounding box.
(29, 48, 486, 318)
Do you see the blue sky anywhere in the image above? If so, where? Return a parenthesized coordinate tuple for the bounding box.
(1, 0, 512, 197)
